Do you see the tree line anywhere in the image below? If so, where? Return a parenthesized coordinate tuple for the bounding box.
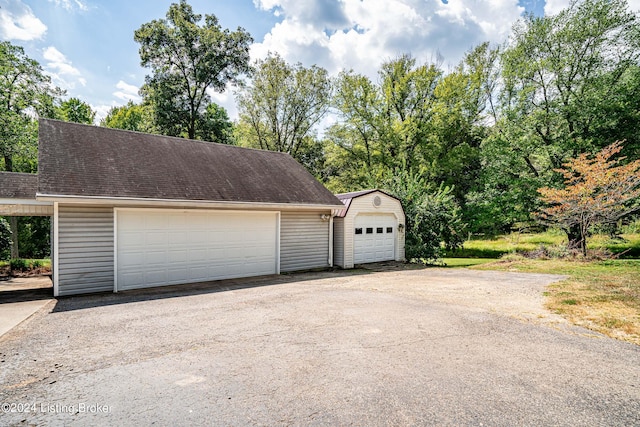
(2, 0, 640, 261)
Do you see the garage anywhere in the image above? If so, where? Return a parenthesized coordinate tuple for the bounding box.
(116, 209, 278, 291)
(354, 214, 396, 264)
(333, 190, 406, 269)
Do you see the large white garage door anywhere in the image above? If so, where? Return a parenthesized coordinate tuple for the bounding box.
(116, 210, 278, 291)
(354, 214, 396, 264)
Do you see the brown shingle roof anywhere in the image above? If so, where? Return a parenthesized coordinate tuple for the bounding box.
(0, 172, 38, 199)
(37, 119, 342, 207)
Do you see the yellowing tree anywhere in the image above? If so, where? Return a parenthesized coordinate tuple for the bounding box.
(537, 142, 640, 256)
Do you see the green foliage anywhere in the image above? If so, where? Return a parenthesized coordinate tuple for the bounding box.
(236, 53, 331, 170)
(17, 217, 50, 259)
(382, 169, 465, 263)
(0, 41, 63, 172)
(9, 258, 28, 272)
(55, 97, 96, 124)
(474, 0, 640, 232)
(0, 218, 12, 261)
(101, 101, 153, 133)
(135, 0, 252, 140)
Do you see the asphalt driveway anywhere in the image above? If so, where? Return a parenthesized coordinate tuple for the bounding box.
(1, 267, 638, 426)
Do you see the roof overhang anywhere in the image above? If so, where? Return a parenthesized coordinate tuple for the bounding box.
(36, 194, 345, 211)
(0, 198, 54, 216)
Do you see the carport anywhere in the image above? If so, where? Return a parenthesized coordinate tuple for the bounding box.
(0, 171, 53, 265)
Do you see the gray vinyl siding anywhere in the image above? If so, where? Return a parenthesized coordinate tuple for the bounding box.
(280, 211, 330, 272)
(58, 205, 114, 295)
(333, 217, 345, 268)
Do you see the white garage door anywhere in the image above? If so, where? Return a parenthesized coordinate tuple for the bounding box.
(116, 210, 278, 291)
(353, 214, 396, 264)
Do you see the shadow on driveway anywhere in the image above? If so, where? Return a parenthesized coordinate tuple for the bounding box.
(50, 267, 380, 313)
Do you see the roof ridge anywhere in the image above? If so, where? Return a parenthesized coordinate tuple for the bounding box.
(38, 118, 294, 158)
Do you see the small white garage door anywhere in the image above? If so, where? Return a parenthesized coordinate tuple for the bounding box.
(116, 210, 278, 291)
(354, 214, 396, 264)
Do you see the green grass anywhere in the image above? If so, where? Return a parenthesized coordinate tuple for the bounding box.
(446, 231, 640, 258)
(472, 258, 640, 345)
(442, 258, 494, 268)
(0, 258, 51, 269)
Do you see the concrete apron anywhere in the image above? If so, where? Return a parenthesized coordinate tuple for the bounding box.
(0, 276, 54, 339)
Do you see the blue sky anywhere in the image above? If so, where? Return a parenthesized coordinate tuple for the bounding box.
(1, 0, 622, 121)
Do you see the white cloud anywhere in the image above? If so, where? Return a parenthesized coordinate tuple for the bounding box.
(43, 46, 85, 88)
(47, 0, 89, 12)
(252, 0, 524, 79)
(0, 0, 47, 41)
(543, 0, 570, 15)
(113, 80, 141, 102)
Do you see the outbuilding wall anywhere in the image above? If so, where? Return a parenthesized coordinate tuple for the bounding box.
(334, 192, 405, 269)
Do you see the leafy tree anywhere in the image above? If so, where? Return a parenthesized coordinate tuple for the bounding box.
(55, 97, 96, 124)
(0, 218, 12, 261)
(475, 0, 640, 233)
(0, 41, 61, 259)
(17, 216, 51, 259)
(0, 41, 61, 172)
(195, 102, 235, 144)
(382, 169, 464, 262)
(537, 141, 640, 256)
(236, 53, 331, 168)
(135, 0, 252, 140)
(101, 101, 153, 132)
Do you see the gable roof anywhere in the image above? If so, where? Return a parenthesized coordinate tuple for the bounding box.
(37, 119, 342, 208)
(334, 189, 400, 218)
(0, 172, 38, 199)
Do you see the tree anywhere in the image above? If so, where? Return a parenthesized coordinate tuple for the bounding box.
(537, 141, 640, 256)
(0, 218, 11, 261)
(382, 169, 464, 262)
(195, 102, 235, 144)
(0, 41, 61, 259)
(0, 41, 61, 172)
(236, 53, 331, 166)
(101, 101, 153, 132)
(55, 97, 96, 124)
(476, 0, 640, 233)
(135, 0, 252, 140)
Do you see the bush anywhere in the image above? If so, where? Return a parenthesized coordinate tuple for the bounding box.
(382, 169, 465, 263)
(9, 258, 29, 272)
(0, 218, 12, 261)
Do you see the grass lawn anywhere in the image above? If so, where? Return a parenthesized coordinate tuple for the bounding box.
(446, 231, 640, 258)
(472, 258, 640, 345)
(442, 258, 494, 268)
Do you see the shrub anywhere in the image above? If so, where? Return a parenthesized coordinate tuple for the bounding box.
(10, 258, 28, 272)
(0, 218, 11, 261)
(382, 169, 465, 263)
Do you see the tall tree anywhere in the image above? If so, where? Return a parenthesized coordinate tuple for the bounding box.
(0, 41, 61, 258)
(56, 97, 96, 124)
(0, 41, 61, 172)
(474, 0, 640, 233)
(236, 53, 331, 167)
(135, 0, 252, 140)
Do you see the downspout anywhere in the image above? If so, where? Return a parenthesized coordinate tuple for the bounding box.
(328, 212, 334, 267)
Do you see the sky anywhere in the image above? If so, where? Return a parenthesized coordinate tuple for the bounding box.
(1, 0, 638, 122)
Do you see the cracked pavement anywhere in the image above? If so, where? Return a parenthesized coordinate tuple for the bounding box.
(1, 267, 639, 426)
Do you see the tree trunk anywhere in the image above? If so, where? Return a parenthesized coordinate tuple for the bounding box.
(565, 224, 581, 250)
(9, 216, 19, 259)
(4, 155, 13, 172)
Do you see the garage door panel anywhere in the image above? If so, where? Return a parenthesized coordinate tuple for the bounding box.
(354, 214, 396, 264)
(117, 210, 278, 291)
